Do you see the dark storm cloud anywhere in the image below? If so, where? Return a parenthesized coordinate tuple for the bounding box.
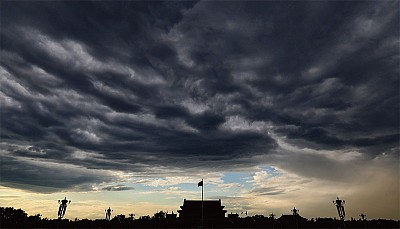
(250, 187, 285, 196)
(0, 1, 398, 192)
(101, 185, 135, 192)
(0, 155, 112, 193)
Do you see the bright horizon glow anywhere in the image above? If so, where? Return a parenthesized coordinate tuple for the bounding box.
(1, 162, 398, 220)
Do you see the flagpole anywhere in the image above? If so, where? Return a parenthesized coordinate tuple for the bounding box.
(201, 179, 204, 228)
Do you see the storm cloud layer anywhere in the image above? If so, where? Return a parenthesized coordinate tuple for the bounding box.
(1, 1, 398, 194)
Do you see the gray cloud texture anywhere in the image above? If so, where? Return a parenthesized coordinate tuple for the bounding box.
(101, 185, 135, 192)
(0, 1, 398, 192)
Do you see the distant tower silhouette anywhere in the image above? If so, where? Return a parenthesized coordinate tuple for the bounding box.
(291, 207, 299, 216)
(105, 207, 113, 221)
(129, 213, 135, 220)
(333, 197, 346, 220)
(57, 197, 71, 219)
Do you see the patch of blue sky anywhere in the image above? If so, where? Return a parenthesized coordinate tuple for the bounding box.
(130, 183, 154, 192)
(259, 165, 282, 178)
(204, 185, 225, 194)
(175, 183, 199, 191)
(222, 172, 253, 189)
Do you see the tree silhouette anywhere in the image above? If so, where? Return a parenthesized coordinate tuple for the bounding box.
(153, 210, 167, 219)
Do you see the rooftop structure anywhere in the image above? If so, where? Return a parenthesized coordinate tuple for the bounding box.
(178, 199, 227, 220)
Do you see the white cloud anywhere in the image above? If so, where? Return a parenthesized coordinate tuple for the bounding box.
(72, 150, 104, 160)
(220, 116, 272, 134)
(72, 129, 101, 143)
(133, 176, 223, 187)
(180, 98, 209, 114)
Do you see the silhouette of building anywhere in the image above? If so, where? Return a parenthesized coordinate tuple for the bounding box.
(166, 211, 177, 219)
(277, 214, 307, 228)
(178, 199, 227, 220)
(227, 212, 239, 219)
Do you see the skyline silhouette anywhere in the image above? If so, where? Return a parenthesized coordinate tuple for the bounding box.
(1, 205, 399, 228)
(0, 194, 397, 222)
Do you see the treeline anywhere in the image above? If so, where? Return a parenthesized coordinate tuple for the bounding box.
(1, 207, 399, 228)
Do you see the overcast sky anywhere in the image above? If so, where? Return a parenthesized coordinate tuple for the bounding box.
(0, 1, 399, 220)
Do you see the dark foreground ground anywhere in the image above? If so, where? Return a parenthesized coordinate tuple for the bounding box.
(1, 207, 399, 228)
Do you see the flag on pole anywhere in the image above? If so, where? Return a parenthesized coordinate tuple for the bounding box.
(199, 179, 204, 227)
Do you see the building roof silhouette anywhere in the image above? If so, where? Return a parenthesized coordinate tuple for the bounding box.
(278, 214, 307, 221)
(227, 212, 239, 219)
(166, 212, 177, 219)
(178, 199, 227, 220)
